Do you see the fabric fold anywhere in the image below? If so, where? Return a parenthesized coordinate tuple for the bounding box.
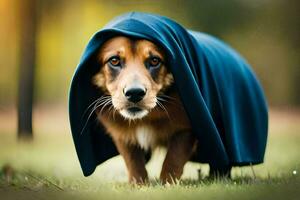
(69, 12, 268, 176)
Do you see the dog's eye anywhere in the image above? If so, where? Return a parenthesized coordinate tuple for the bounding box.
(108, 56, 121, 67)
(148, 57, 161, 68)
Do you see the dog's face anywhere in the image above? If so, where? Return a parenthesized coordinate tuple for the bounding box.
(93, 36, 173, 120)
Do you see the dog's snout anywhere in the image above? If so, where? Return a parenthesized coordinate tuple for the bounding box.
(124, 87, 146, 103)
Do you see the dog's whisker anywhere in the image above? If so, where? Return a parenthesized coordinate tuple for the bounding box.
(99, 100, 113, 116)
(80, 102, 103, 135)
(158, 94, 176, 100)
(156, 97, 169, 103)
(96, 99, 112, 107)
(113, 108, 117, 121)
(157, 95, 179, 105)
(81, 99, 101, 119)
(108, 104, 115, 119)
(80, 96, 113, 135)
(81, 95, 112, 119)
(156, 99, 171, 121)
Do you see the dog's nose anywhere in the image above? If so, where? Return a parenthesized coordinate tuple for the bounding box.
(124, 87, 146, 103)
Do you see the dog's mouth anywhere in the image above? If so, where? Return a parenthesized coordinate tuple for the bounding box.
(119, 106, 149, 120)
(127, 106, 142, 113)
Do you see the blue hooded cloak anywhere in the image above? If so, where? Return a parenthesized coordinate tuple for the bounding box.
(69, 12, 268, 176)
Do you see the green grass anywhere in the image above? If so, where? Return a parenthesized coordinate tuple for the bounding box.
(0, 109, 300, 200)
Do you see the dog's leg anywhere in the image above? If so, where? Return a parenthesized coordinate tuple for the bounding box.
(160, 132, 196, 184)
(114, 139, 148, 184)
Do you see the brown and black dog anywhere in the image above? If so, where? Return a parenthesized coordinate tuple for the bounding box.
(93, 36, 197, 184)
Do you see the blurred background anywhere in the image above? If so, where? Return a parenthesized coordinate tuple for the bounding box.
(0, 0, 299, 195)
(1, 0, 299, 108)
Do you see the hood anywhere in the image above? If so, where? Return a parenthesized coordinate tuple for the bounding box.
(69, 12, 268, 176)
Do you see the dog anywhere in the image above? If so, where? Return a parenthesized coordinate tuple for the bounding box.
(69, 12, 268, 185)
(93, 36, 197, 184)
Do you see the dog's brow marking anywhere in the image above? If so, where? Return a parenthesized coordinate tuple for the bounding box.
(148, 51, 163, 60)
(136, 126, 153, 151)
(103, 50, 123, 61)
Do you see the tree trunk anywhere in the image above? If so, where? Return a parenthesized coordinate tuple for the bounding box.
(17, 0, 37, 140)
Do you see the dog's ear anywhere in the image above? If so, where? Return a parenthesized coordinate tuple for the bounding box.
(163, 73, 174, 88)
(93, 70, 107, 92)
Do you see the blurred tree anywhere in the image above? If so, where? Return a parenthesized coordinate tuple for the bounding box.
(181, 0, 254, 38)
(280, 0, 300, 105)
(17, 0, 37, 140)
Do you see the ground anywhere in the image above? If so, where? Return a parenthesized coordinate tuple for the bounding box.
(0, 106, 299, 200)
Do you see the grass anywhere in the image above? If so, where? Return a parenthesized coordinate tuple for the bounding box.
(0, 107, 300, 199)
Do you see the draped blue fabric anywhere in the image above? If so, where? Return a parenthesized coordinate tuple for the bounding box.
(69, 12, 268, 176)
